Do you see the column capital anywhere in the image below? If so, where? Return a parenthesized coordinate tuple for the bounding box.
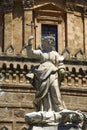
(22, 0, 34, 10)
(66, 2, 75, 13)
(0, 0, 14, 13)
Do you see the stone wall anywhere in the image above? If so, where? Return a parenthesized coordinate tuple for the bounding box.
(1, 1, 33, 54)
(0, 0, 87, 129)
(62, 60, 87, 113)
(0, 56, 87, 129)
(4, 12, 12, 51)
(0, 84, 35, 130)
(67, 12, 84, 56)
(0, 0, 87, 56)
(0, 13, 3, 52)
(0, 57, 36, 130)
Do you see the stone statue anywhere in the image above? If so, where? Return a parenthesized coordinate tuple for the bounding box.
(25, 109, 86, 126)
(26, 35, 66, 112)
(24, 36, 87, 130)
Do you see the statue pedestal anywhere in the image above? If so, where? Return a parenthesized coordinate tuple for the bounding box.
(25, 110, 86, 130)
(28, 124, 82, 130)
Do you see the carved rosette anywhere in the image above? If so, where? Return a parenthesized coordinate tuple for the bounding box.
(22, 0, 34, 9)
(66, 2, 75, 12)
(0, 0, 14, 13)
(66, 0, 87, 13)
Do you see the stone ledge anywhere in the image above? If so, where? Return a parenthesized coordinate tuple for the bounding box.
(27, 124, 82, 130)
(61, 87, 87, 94)
(0, 83, 34, 89)
(0, 102, 34, 108)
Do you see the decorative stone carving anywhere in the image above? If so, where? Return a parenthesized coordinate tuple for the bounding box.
(0, 0, 14, 12)
(75, 0, 85, 5)
(5, 44, 14, 55)
(22, 0, 34, 9)
(0, 73, 4, 82)
(75, 49, 84, 59)
(66, 1, 87, 13)
(25, 109, 86, 126)
(62, 48, 70, 59)
(84, 7, 87, 15)
(1, 126, 8, 130)
(66, 2, 75, 12)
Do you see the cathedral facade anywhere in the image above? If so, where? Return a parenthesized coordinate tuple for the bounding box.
(0, 0, 87, 129)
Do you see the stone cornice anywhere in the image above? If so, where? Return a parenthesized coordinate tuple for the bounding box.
(0, 0, 34, 12)
(0, 0, 14, 13)
(66, 1, 87, 14)
(0, 55, 87, 65)
(22, 0, 34, 9)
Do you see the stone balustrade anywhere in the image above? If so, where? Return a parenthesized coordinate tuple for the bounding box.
(0, 55, 87, 130)
(0, 55, 87, 89)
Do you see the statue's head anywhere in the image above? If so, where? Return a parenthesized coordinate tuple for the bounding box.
(42, 36, 55, 52)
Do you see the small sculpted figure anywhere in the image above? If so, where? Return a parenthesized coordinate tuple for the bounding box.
(26, 35, 66, 112)
(25, 109, 86, 126)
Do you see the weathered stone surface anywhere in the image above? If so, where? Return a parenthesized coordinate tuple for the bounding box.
(0, 13, 3, 52)
(0, 0, 87, 129)
(28, 124, 82, 130)
(24, 10, 33, 44)
(13, 2, 23, 54)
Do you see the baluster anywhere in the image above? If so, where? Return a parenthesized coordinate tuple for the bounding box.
(78, 75, 82, 87)
(5, 72, 9, 83)
(19, 73, 24, 83)
(67, 76, 72, 86)
(13, 73, 17, 83)
(71, 74, 75, 87)
(74, 77, 79, 87)
(82, 77, 86, 87)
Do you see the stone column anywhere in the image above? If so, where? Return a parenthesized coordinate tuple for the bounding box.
(66, 12, 75, 56)
(12, 2, 23, 54)
(84, 15, 87, 56)
(58, 19, 66, 53)
(23, 0, 34, 47)
(0, 13, 3, 53)
(24, 10, 33, 44)
(35, 22, 41, 49)
(4, 12, 12, 52)
(74, 13, 83, 53)
(67, 11, 84, 56)
(58, 22, 62, 53)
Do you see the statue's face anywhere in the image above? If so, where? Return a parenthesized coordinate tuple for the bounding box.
(42, 36, 55, 52)
(44, 36, 55, 46)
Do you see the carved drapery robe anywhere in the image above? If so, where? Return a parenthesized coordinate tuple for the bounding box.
(33, 61, 66, 112)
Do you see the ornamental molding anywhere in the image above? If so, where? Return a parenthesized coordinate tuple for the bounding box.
(0, 0, 14, 12)
(22, 0, 34, 9)
(5, 44, 14, 55)
(66, 2, 75, 12)
(66, 1, 87, 15)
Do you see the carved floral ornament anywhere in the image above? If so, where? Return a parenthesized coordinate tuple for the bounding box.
(22, 0, 34, 9)
(0, 0, 14, 12)
(0, 0, 34, 12)
(66, 0, 87, 14)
